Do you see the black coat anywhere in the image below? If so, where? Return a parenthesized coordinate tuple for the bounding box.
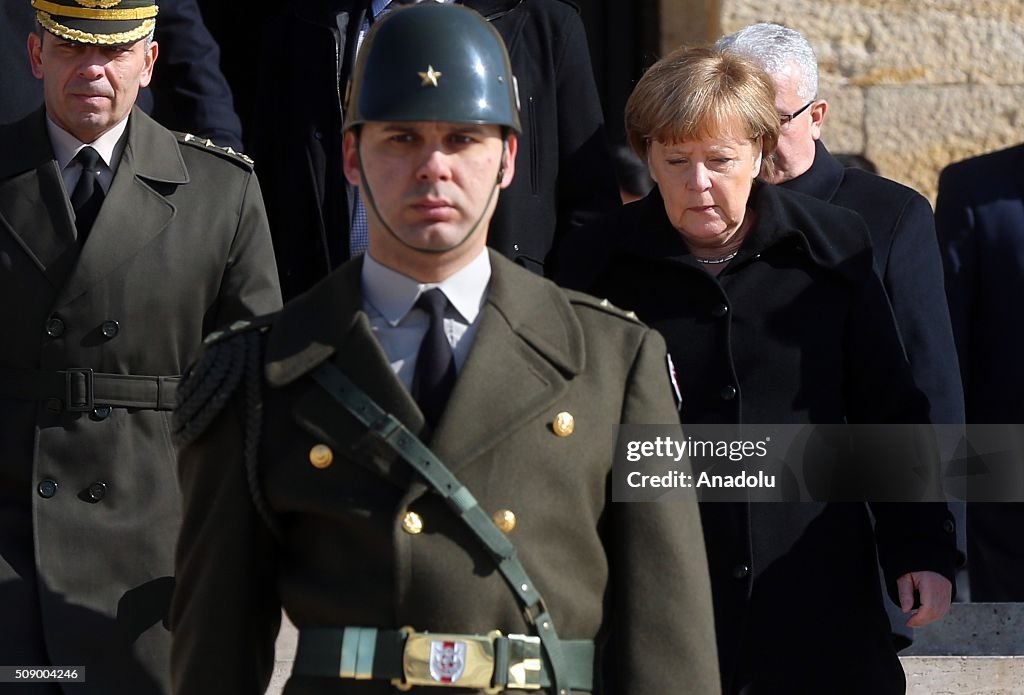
(250, 0, 620, 300)
(0, 0, 242, 150)
(935, 143, 1024, 601)
(0, 107, 281, 694)
(558, 183, 958, 694)
(780, 141, 964, 425)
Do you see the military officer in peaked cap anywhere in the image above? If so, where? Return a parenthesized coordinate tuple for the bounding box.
(170, 4, 719, 694)
(0, 1, 281, 693)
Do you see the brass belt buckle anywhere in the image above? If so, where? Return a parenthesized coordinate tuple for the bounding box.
(394, 626, 501, 692)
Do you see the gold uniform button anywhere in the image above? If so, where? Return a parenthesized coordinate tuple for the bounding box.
(552, 411, 575, 437)
(492, 509, 517, 534)
(309, 444, 334, 469)
(402, 511, 424, 535)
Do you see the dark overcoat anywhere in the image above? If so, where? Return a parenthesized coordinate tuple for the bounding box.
(250, 0, 620, 299)
(0, 107, 281, 694)
(170, 251, 720, 695)
(557, 184, 958, 694)
(935, 143, 1024, 601)
(780, 140, 964, 425)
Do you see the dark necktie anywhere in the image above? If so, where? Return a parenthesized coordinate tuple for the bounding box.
(70, 146, 105, 246)
(412, 288, 456, 428)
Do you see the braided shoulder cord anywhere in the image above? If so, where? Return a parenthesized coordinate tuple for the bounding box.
(241, 330, 284, 542)
(173, 337, 246, 448)
(174, 330, 283, 541)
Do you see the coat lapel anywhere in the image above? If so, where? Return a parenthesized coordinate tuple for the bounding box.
(0, 108, 79, 288)
(267, 259, 425, 483)
(55, 108, 188, 307)
(429, 252, 584, 474)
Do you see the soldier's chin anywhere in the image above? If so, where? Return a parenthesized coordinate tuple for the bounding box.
(402, 224, 478, 255)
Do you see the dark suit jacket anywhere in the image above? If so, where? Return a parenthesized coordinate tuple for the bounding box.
(780, 140, 964, 425)
(935, 143, 1024, 601)
(936, 143, 1024, 423)
(0, 107, 281, 694)
(557, 184, 958, 694)
(171, 251, 720, 695)
(0, 0, 242, 150)
(251, 0, 620, 300)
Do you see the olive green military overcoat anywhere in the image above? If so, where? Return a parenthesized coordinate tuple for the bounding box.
(171, 251, 719, 695)
(0, 106, 281, 694)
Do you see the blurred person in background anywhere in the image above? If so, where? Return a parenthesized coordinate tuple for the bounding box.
(718, 21, 966, 644)
(249, 0, 620, 300)
(936, 144, 1024, 602)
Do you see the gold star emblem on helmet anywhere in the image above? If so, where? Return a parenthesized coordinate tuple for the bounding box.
(418, 65, 443, 87)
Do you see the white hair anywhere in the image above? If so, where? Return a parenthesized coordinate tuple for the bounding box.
(716, 22, 818, 102)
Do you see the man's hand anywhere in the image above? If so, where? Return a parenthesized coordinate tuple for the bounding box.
(897, 571, 952, 627)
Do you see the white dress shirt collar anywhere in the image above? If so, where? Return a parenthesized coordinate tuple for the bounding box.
(361, 248, 491, 325)
(46, 114, 129, 177)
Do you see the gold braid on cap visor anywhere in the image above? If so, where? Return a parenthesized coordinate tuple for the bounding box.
(66, 0, 122, 8)
(31, 0, 159, 20)
(36, 12, 156, 44)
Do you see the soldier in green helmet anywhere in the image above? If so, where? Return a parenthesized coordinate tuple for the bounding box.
(170, 5, 720, 694)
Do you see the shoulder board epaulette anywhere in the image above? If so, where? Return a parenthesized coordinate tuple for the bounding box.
(566, 290, 642, 324)
(203, 312, 278, 346)
(176, 132, 255, 169)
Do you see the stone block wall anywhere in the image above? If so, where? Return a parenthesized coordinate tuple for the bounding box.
(660, 0, 1024, 202)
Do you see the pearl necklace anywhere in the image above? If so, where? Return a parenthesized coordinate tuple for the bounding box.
(694, 251, 738, 265)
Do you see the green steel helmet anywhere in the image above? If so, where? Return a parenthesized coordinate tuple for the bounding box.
(344, 3, 521, 134)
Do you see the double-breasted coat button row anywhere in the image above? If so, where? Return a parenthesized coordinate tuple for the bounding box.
(399, 509, 517, 535)
(44, 317, 120, 339)
(37, 479, 108, 502)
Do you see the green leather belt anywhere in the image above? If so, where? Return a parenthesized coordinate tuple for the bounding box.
(293, 626, 594, 692)
(0, 366, 179, 411)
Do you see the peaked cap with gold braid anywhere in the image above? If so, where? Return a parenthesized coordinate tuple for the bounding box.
(31, 0, 159, 46)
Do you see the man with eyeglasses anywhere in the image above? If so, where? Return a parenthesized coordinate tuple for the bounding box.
(717, 21, 964, 655)
(717, 23, 963, 430)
